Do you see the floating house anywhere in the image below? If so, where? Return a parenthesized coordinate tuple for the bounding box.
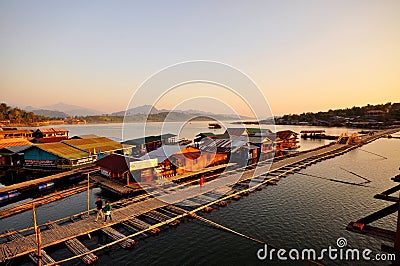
(267, 130, 300, 156)
(62, 137, 125, 158)
(122, 134, 177, 157)
(0, 145, 31, 167)
(140, 145, 226, 178)
(96, 154, 158, 183)
(198, 136, 260, 166)
(0, 129, 33, 140)
(23, 143, 96, 169)
(194, 132, 216, 143)
(0, 138, 33, 167)
(221, 128, 273, 138)
(32, 128, 69, 143)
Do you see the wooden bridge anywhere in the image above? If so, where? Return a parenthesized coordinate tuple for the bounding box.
(0, 128, 398, 265)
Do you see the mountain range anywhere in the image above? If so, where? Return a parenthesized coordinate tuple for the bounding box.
(16, 102, 249, 120)
(22, 102, 103, 117)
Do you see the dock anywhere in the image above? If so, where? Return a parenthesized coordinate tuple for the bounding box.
(300, 130, 338, 140)
(0, 128, 398, 264)
(90, 175, 135, 195)
(0, 166, 98, 195)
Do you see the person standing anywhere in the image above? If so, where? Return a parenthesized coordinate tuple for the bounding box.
(103, 200, 112, 223)
(95, 197, 103, 222)
(199, 175, 205, 187)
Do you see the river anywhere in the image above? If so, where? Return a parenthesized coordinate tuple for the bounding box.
(0, 123, 399, 265)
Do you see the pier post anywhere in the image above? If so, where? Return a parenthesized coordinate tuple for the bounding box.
(37, 227, 42, 266)
(33, 205, 38, 244)
(395, 193, 400, 265)
(87, 173, 90, 217)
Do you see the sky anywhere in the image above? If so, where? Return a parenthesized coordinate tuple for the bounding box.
(1, 0, 399, 117)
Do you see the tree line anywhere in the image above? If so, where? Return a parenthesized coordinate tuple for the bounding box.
(278, 102, 400, 123)
(0, 103, 49, 125)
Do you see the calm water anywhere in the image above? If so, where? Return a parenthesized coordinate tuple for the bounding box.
(37, 121, 359, 151)
(1, 124, 399, 265)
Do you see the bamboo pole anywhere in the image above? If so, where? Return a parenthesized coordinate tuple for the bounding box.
(395, 192, 400, 265)
(33, 205, 38, 245)
(37, 228, 42, 266)
(87, 173, 90, 217)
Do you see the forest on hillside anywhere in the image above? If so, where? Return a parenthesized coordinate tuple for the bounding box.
(0, 103, 50, 125)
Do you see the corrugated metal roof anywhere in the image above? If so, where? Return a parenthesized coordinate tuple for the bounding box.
(29, 142, 89, 160)
(122, 133, 177, 145)
(198, 136, 265, 153)
(0, 129, 32, 135)
(62, 137, 123, 152)
(139, 145, 186, 163)
(276, 130, 298, 140)
(70, 134, 100, 139)
(38, 128, 69, 133)
(0, 138, 32, 149)
(224, 128, 247, 136)
(0, 145, 31, 154)
(196, 132, 215, 137)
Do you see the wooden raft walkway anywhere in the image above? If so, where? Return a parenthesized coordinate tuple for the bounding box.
(0, 166, 98, 195)
(0, 128, 398, 264)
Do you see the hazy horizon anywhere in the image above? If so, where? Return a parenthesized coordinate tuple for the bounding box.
(1, 0, 399, 117)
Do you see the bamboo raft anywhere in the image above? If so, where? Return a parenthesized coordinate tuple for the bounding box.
(48, 223, 98, 264)
(143, 210, 180, 226)
(0, 166, 97, 195)
(0, 128, 398, 264)
(124, 217, 160, 235)
(100, 227, 136, 249)
(0, 183, 96, 219)
(5, 230, 57, 265)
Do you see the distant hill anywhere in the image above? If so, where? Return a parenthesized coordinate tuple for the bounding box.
(111, 104, 159, 116)
(110, 104, 249, 120)
(42, 102, 102, 116)
(31, 109, 69, 118)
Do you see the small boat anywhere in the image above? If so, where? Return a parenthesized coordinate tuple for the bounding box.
(8, 190, 20, 199)
(38, 182, 55, 190)
(0, 194, 8, 201)
(208, 123, 221, 129)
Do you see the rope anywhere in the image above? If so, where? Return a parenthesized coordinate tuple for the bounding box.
(297, 172, 371, 187)
(193, 214, 324, 266)
(340, 167, 371, 183)
(358, 148, 388, 159)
